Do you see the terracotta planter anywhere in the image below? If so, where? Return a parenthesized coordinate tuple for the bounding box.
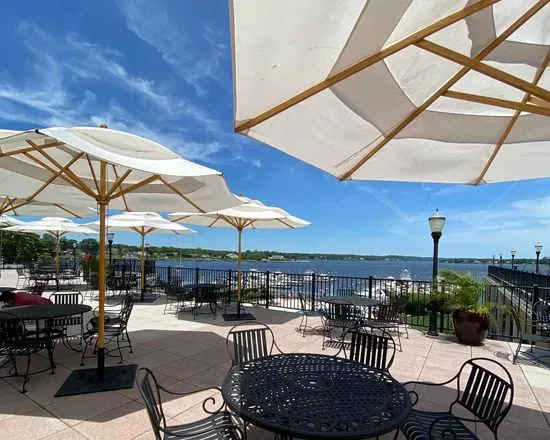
(452, 310, 491, 346)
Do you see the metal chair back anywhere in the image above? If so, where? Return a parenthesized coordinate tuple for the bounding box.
(454, 358, 514, 435)
(324, 299, 357, 321)
(227, 321, 280, 366)
(117, 294, 134, 329)
(533, 300, 550, 329)
(135, 367, 167, 440)
(0, 313, 28, 351)
(29, 281, 47, 296)
(375, 303, 401, 323)
(49, 291, 84, 326)
(342, 326, 396, 370)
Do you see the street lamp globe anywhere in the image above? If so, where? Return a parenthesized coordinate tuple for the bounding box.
(511, 249, 516, 257)
(429, 209, 446, 234)
(106, 232, 115, 243)
(535, 243, 543, 254)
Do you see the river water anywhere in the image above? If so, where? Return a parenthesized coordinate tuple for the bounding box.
(156, 259, 488, 281)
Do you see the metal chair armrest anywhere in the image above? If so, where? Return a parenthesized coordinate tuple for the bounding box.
(428, 412, 507, 440)
(159, 422, 244, 439)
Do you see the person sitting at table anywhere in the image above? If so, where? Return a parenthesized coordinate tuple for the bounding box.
(0, 290, 53, 307)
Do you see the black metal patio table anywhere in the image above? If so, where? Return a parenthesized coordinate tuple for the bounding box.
(222, 353, 412, 439)
(316, 295, 381, 308)
(183, 283, 226, 319)
(0, 304, 92, 321)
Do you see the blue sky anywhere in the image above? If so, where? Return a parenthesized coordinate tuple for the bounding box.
(1, 0, 550, 258)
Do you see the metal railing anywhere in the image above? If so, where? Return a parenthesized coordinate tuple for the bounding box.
(488, 265, 550, 291)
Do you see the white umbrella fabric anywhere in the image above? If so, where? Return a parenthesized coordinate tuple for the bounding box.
(0, 125, 241, 391)
(230, 0, 550, 183)
(169, 195, 310, 320)
(0, 195, 95, 218)
(86, 212, 195, 300)
(4, 217, 97, 278)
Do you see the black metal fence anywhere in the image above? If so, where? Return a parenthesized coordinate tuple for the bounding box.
(110, 263, 538, 342)
(488, 265, 550, 292)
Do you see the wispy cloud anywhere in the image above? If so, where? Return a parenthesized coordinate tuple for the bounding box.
(354, 184, 411, 222)
(0, 22, 254, 167)
(116, 0, 228, 96)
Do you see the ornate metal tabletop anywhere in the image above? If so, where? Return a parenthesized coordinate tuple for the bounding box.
(316, 296, 381, 308)
(222, 353, 411, 439)
(0, 304, 92, 321)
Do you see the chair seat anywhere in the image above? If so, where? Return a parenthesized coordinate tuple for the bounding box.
(401, 410, 477, 440)
(325, 318, 357, 328)
(164, 411, 239, 440)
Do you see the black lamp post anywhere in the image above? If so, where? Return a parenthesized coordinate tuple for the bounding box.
(107, 232, 115, 276)
(427, 209, 445, 337)
(535, 243, 543, 273)
(499, 253, 503, 267)
(72, 242, 77, 269)
(511, 249, 516, 270)
(492, 254, 495, 266)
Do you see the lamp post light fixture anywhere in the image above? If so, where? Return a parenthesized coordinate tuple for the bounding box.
(535, 243, 543, 273)
(499, 253, 503, 267)
(427, 209, 445, 337)
(107, 232, 115, 277)
(511, 249, 516, 269)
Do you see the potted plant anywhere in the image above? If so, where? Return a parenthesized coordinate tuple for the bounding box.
(440, 269, 492, 346)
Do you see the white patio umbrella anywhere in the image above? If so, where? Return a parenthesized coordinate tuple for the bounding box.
(4, 217, 97, 278)
(230, 1, 550, 183)
(169, 195, 310, 320)
(0, 125, 241, 391)
(86, 212, 195, 300)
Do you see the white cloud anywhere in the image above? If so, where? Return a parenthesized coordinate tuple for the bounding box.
(116, 0, 228, 96)
(0, 22, 260, 168)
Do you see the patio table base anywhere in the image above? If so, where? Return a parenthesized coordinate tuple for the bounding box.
(55, 364, 137, 397)
(223, 313, 255, 321)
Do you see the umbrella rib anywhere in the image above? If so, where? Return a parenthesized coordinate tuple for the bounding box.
(276, 218, 295, 229)
(208, 217, 221, 227)
(415, 40, 550, 104)
(36, 148, 98, 198)
(338, 0, 548, 180)
(473, 48, 550, 185)
(234, 0, 499, 132)
(106, 168, 132, 198)
(24, 151, 96, 198)
(158, 176, 205, 213)
(110, 175, 159, 201)
(0, 140, 64, 158)
(0, 197, 11, 212)
(443, 91, 550, 117)
(54, 203, 82, 218)
(23, 153, 85, 202)
(85, 154, 100, 194)
(109, 165, 130, 211)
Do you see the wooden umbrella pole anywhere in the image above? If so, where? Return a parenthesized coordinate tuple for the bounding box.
(55, 234, 60, 279)
(237, 226, 242, 316)
(140, 231, 146, 300)
(97, 161, 107, 379)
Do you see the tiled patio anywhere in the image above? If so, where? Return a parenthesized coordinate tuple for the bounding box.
(1, 269, 550, 440)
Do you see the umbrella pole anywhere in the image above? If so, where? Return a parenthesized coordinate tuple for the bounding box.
(55, 234, 60, 280)
(96, 162, 107, 379)
(140, 231, 145, 301)
(237, 227, 242, 316)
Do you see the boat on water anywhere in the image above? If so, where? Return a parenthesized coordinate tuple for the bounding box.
(399, 269, 412, 281)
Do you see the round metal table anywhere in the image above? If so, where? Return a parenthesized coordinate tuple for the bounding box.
(222, 353, 411, 439)
(0, 304, 92, 321)
(316, 295, 381, 308)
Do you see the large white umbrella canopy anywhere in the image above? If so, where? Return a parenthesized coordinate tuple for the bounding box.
(231, 0, 550, 183)
(5, 217, 97, 277)
(86, 212, 195, 295)
(0, 125, 241, 379)
(169, 195, 310, 312)
(0, 195, 95, 218)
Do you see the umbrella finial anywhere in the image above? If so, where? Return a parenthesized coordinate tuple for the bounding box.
(99, 123, 108, 128)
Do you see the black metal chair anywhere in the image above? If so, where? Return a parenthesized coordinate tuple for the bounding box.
(296, 291, 322, 337)
(533, 300, 550, 336)
(396, 358, 514, 440)
(364, 303, 407, 351)
(48, 291, 85, 350)
(509, 308, 550, 364)
(81, 294, 134, 365)
(26, 280, 47, 297)
(321, 299, 360, 349)
(226, 321, 282, 366)
(136, 367, 244, 440)
(16, 268, 30, 289)
(0, 312, 56, 393)
(336, 325, 396, 370)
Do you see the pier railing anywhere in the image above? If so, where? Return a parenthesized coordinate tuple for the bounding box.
(107, 262, 529, 341)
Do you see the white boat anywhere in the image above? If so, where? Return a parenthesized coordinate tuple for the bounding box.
(400, 269, 412, 281)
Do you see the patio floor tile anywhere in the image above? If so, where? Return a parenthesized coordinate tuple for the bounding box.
(0, 408, 67, 440)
